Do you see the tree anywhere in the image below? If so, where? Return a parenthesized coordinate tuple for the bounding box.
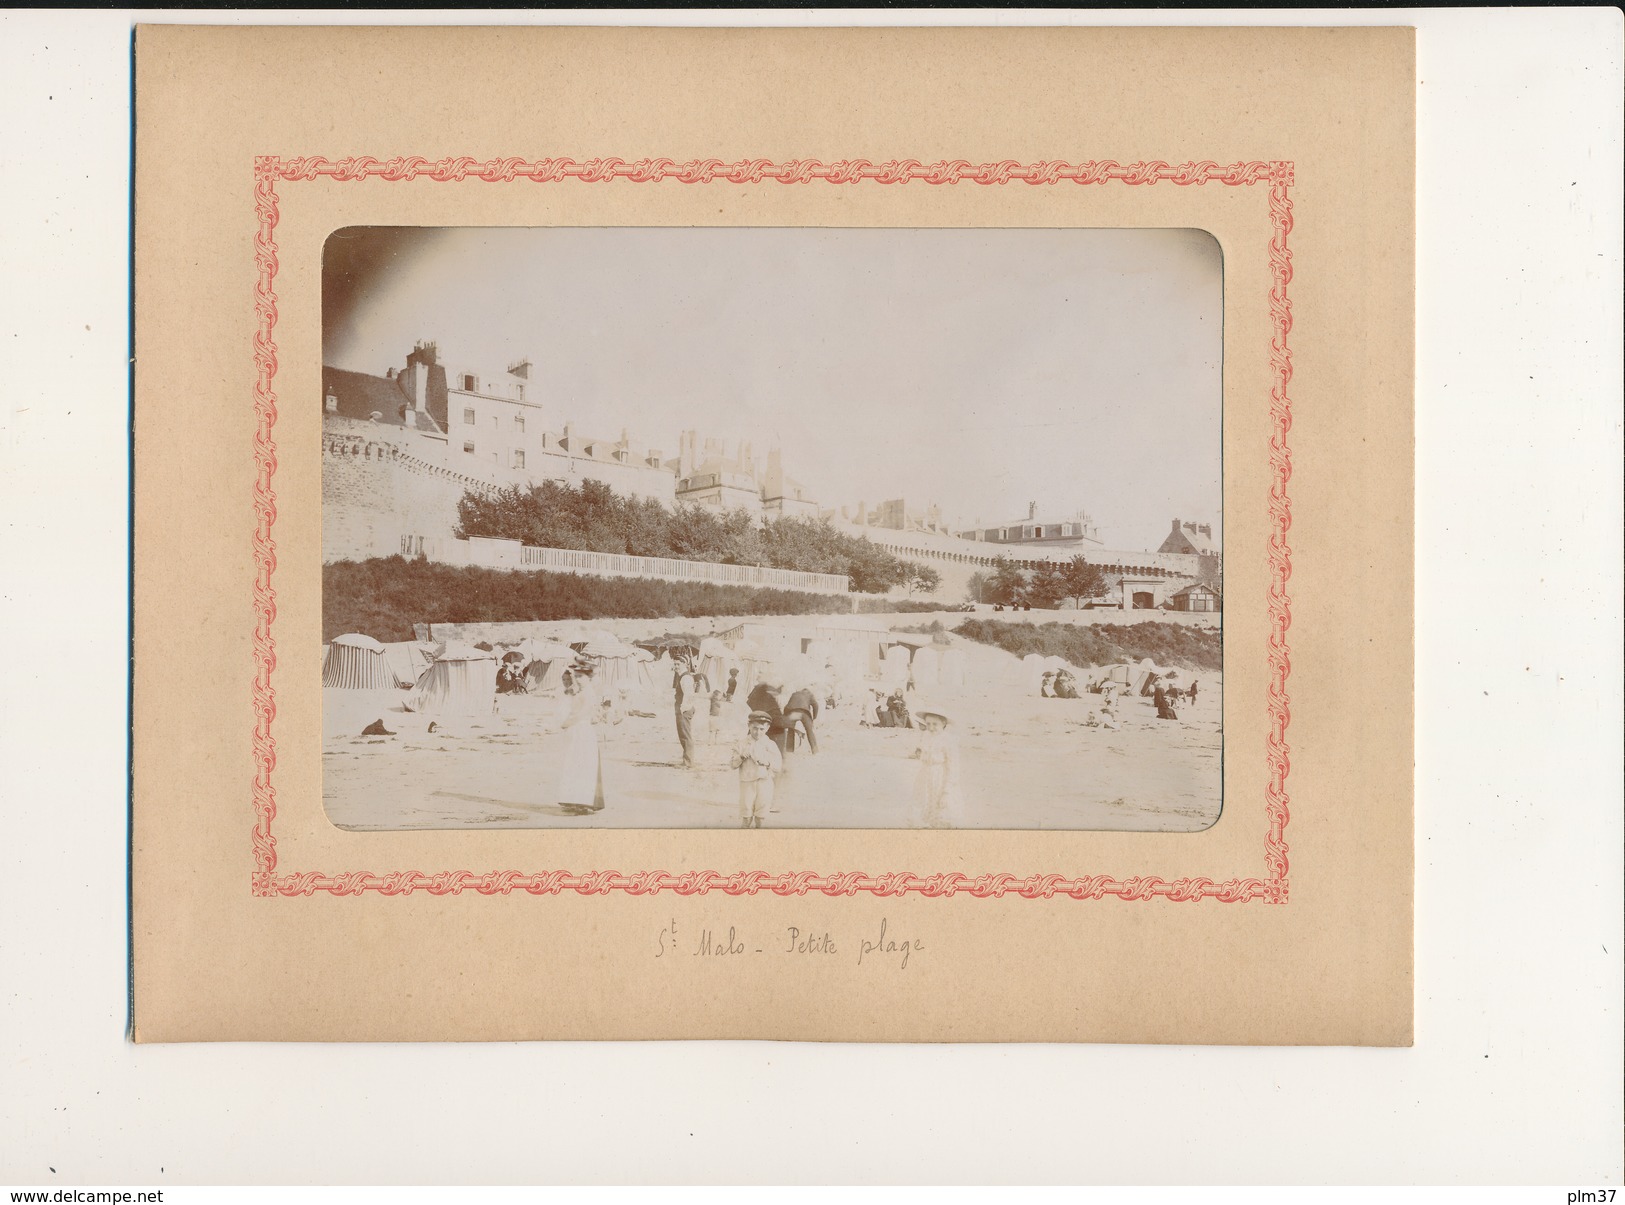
(987, 557, 1028, 607)
(900, 561, 942, 598)
(965, 570, 991, 605)
(1061, 555, 1108, 609)
(1026, 560, 1068, 609)
(846, 539, 904, 593)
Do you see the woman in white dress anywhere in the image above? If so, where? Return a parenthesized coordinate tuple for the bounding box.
(910, 706, 961, 829)
(556, 673, 605, 815)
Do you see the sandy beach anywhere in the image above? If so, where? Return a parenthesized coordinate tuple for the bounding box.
(323, 632, 1222, 832)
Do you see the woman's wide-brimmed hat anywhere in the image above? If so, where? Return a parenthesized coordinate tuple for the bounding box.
(917, 705, 952, 725)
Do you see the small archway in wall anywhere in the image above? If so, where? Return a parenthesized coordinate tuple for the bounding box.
(1132, 591, 1155, 609)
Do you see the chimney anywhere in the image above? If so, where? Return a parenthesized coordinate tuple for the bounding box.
(1028, 501, 1038, 521)
(508, 358, 531, 380)
(1198, 524, 1211, 538)
(1172, 518, 1183, 535)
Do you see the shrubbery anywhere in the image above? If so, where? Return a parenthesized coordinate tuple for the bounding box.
(326, 556, 877, 642)
(952, 619, 1223, 672)
(455, 480, 916, 593)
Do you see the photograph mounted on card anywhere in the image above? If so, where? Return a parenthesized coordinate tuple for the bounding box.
(132, 25, 1414, 1043)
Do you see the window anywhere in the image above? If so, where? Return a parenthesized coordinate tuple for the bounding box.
(512, 450, 525, 469)
(491, 415, 498, 430)
(514, 415, 525, 433)
(463, 407, 476, 425)
(463, 441, 475, 454)
(324, 391, 337, 413)
(462, 374, 477, 392)
(516, 384, 525, 401)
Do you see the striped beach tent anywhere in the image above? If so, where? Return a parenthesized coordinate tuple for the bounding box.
(379, 640, 436, 688)
(322, 634, 396, 690)
(405, 643, 496, 716)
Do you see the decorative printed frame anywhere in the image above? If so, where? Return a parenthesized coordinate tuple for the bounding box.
(251, 156, 1294, 903)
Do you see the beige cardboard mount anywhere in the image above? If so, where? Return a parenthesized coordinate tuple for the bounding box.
(132, 25, 1413, 1043)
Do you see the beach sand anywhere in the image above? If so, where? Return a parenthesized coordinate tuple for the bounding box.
(322, 647, 1222, 832)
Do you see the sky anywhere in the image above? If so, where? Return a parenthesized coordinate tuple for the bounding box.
(324, 226, 1222, 552)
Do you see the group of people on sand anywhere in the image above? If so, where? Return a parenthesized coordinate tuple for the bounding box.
(1039, 668, 1081, 699)
(729, 698, 959, 829)
(510, 644, 962, 829)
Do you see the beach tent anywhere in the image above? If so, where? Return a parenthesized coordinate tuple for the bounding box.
(322, 633, 397, 690)
(405, 643, 496, 716)
(378, 640, 437, 689)
(503, 637, 574, 691)
(729, 641, 781, 694)
(582, 640, 651, 692)
(697, 636, 739, 689)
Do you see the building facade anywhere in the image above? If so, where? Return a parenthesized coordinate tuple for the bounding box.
(322, 342, 821, 563)
(956, 502, 1104, 549)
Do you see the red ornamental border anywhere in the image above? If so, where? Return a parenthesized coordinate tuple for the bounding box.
(250, 156, 1294, 903)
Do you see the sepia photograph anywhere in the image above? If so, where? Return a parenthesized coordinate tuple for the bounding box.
(320, 226, 1224, 831)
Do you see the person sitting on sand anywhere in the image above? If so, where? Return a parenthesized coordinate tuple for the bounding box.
(496, 654, 528, 695)
(1053, 670, 1079, 699)
(1153, 683, 1179, 721)
(1100, 698, 1121, 730)
(886, 690, 913, 730)
(731, 710, 783, 829)
(1040, 670, 1057, 699)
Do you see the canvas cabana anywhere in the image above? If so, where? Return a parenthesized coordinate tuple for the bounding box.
(322, 633, 397, 690)
(378, 640, 437, 689)
(405, 643, 496, 716)
(697, 636, 739, 689)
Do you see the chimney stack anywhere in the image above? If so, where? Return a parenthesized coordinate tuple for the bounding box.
(1028, 501, 1038, 520)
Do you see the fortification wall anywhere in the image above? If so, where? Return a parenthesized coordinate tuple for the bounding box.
(321, 415, 680, 563)
(322, 423, 490, 562)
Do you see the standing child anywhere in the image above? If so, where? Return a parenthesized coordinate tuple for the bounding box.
(732, 710, 783, 829)
(706, 688, 726, 743)
(910, 706, 960, 828)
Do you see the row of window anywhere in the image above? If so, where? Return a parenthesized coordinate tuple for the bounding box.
(986, 523, 1085, 541)
(458, 374, 525, 401)
(465, 407, 526, 433)
(462, 442, 526, 469)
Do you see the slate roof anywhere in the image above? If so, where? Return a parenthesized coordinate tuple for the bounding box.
(323, 366, 445, 435)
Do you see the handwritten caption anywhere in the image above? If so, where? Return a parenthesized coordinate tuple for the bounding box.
(654, 917, 924, 970)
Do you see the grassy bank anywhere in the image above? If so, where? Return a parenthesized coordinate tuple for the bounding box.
(323, 557, 933, 642)
(952, 618, 1223, 672)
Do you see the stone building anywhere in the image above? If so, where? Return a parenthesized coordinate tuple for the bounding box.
(1158, 518, 1216, 555)
(322, 342, 819, 562)
(956, 502, 1104, 549)
(668, 431, 819, 518)
(837, 498, 953, 535)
